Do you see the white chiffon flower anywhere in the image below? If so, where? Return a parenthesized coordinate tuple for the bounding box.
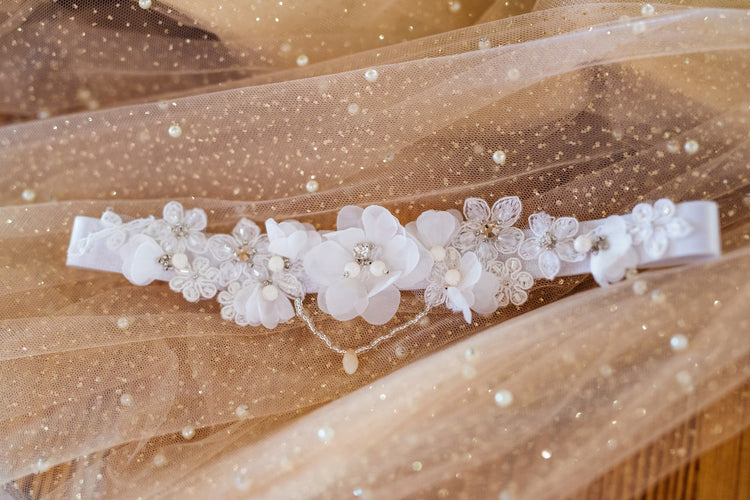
(266, 219, 322, 261)
(303, 205, 428, 325)
(217, 278, 295, 329)
(455, 197, 525, 260)
(518, 212, 584, 280)
(207, 218, 269, 286)
(585, 216, 639, 286)
(149, 201, 208, 254)
(168, 256, 219, 302)
(490, 257, 534, 307)
(630, 199, 692, 259)
(405, 209, 462, 263)
(424, 248, 482, 322)
(119, 234, 168, 286)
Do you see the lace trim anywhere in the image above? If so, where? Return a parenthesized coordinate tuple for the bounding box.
(67, 197, 720, 374)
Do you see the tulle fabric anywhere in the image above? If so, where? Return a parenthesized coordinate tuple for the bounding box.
(1, 0, 749, 498)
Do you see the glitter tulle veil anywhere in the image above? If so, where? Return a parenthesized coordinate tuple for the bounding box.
(1, 0, 749, 498)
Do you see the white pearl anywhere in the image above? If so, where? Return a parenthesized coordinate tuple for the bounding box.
(117, 316, 130, 329)
(342, 350, 359, 375)
(444, 269, 462, 287)
(261, 284, 279, 301)
(492, 150, 507, 165)
(364, 68, 379, 83)
(449, 1, 461, 12)
(138, 0, 152, 9)
(493, 390, 514, 407)
(684, 139, 699, 154)
(347, 103, 360, 115)
(430, 245, 447, 262)
(670, 334, 688, 351)
(344, 261, 361, 278)
(21, 189, 36, 202)
(296, 54, 309, 67)
(574, 235, 593, 253)
(632, 21, 646, 35)
(305, 179, 319, 193)
(181, 426, 195, 440)
(235, 404, 249, 417)
(632, 280, 647, 295)
(641, 3, 655, 16)
(477, 37, 491, 50)
(506, 68, 520, 81)
(153, 454, 167, 467)
(369, 260, 388, 276)
(168, 123, 182, 138)
(119, 393, 133, 406)
(268, 255, 285, 273)
(172, 252, 189, 270)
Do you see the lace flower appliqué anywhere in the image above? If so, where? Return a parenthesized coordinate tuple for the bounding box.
(490, 257, 533, 307)
(455, 197, 525, 260)
(149, 201, 208, 254)
(169, 256, 220, 302)
(630, 199, 692, 259)
(518, 212, 584, 280)
(207, 218, 269, 286)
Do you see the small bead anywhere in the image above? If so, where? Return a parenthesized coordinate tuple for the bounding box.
(268, 255, 285, 273)
(370, 260, 388, 277)
(235, 404, 249, 418)
(670, 334, 689, 351)
(444, 269, 462, 287)
(317, 426, 334, 442)
(574, 235, 593, 253)
(632, 21, 646, 35)
(364, 68, 379, 83)
(641, 3, 655, 16)
(344, 261, 361, 278)
(117, 316, 130, 329)
(430, 245, 447, 262)
(492, 150, 507, 165)
(172, 252, 189, 270)
(261, 284, 279, 301)
(21, 189, 36, 202)
(506, 68, 521, 81)
(684, 140, 699, 154)
(168, 123, 182, 138)
(347, 103, 360, 115)
(449, 1, 461, 12)
(305, 179, 319, 193)
(342, 351, 359, 375)
(119, 393, 134, 406)
(632, 280, 648, 295)
(181, 426, 195, 440)
(666, 139, 681, 153)
(494, 390, 514, 407)
(541, 450, 552, 460)
(477, 37, 491, 50)
(296, 54, 309, 67)
(138, 0, 152, 9)
(153, 454, 167, 467)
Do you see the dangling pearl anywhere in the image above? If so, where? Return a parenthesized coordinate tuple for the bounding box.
(369, 260, 388, 277)
(444, 269, 462, 287)
(261, 284, 279, 301)
(172, 252, 189, 271)
(574, 235, 593, 253)
(430, 245, 446, 261)
(343, 262, 361, 278)
(364, 68, 379, 83)
(268, 255, 286, 273)
(342, 350, 359, 375)
(168, 123, 182, 138)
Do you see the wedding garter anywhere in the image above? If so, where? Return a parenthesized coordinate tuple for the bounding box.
(67, 197, 720, 374)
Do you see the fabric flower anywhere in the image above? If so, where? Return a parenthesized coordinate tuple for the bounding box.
(149, 201, 208, 254)
(168, 256, 219, 302)
(266, 219, 322, 261)
(490, 257, 534, 307)
(455, 197, 525, 261)
(424, 248, 481, 322)
(217, 278, 295, 329)
(580, 215, 639, 286)
(406, 209, 462, 262)
(518, 212, 584, 280)
(629, 199, 692, 259)
(119, 234, 168, 286)
(303, 205, 429, 325)
(207, 218, 269, 286)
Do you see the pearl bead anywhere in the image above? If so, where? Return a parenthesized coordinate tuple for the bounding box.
(541, 450, 552, 460)
(317, 426, 334, 442)
(369, 260, 388, 277)
(119, 393, 133, 406)
(342, 350, 359, 375)
(632, 21, 646, 34)
(168, 123, 182, 138)
(344, 261, 361, 278)
(364, 68, 379, 83)
(444, 269, 461, 287)
(347, 103, 360, 115)
(117, 316, 130, 329)
(138, 0, 152, 9)
(506, 68, 520, 81)
(684, 139, 699, 154)
(268, 255, 285, 273)
(261, 284, 279, 301)
(296, 54, 309, 67)
(430, 245, 447, 262)
(21, 189, 36, 202)
(305, 179, 319, 193)
(632, 280, 647, 295)
(574, 235, 592, 253)
(492, 150, 507, 165)
(494, 390, 514, 407)
(235, 404, 249, 417)
(449, 1, 461, 12)
(153, 454, 167, 467)
(181, 426, 195, 440)
(477, 37, 491, 50)
(171, 252, 189, 271)
(670, 334, 688, 351)
(641, 3, 655, 16)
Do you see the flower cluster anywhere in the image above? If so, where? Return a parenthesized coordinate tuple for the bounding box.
(106, 197, 692, 329)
